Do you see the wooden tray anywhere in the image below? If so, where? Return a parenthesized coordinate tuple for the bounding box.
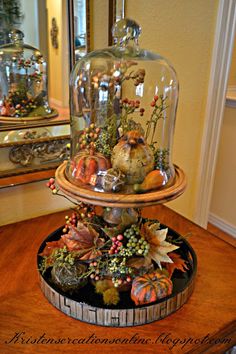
(37, 225, 197, 327)
(55, 162, 187, 208)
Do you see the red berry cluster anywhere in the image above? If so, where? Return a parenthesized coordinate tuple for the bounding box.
(78, 202, 96, 220)
(114, 275, 132, 288)
(79, 124, 100, 150)
(62, 204, 96, 233)
(29, 72, 42, 81)
(6, 91, 36, 117)
(120, 98, 145, 117)
(126, 276, 132, 283)
(46, 178, 57, 194)
(139, 107, 145, 116)
(109, 234, 124, 255)
(89, 261, 100, 281)
(63, 212, 78, 233)
(121, 98, 140, 108)
(150, 95, 159, 107)
(17, 58, 32, 69)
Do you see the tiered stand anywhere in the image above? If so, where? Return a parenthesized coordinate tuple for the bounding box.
(38, 161, 197, 327)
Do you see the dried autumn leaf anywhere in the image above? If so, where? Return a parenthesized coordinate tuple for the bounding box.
(61, 222, 99, 251)
(127, 256, 154, 276)
(79, 248, 102, 260)
(127, 257, 152, 269)
(163, 252, 189, 278)
(61, 222, 105, 261)
(39, 239, 65, 257)
(141, 222, 179, 269)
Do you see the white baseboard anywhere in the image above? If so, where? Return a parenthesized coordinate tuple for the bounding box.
(208, 213, 236, 238)
(226, 85, 236, 108)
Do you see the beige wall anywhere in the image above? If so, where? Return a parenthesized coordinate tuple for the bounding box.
(46, 0, 69, 107)
(90, 0, 109, 50)
(125, 0, 219, 220)
(0, 181, 71, 226)
(0, 0, 221, 226)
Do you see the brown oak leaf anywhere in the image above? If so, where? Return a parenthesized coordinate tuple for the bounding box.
(39, 239, 65, 257)
(163, 252, 189, 278)
(61, 222, 105, 260)
(79, 248, 102, 260)
(61, 222, 99, 251)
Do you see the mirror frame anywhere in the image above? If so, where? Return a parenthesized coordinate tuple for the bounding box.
(108, 0, 116, 46)
(68, 0, 91, 70)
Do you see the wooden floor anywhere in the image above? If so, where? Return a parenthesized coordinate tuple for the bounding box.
(207, 222, 236, 247)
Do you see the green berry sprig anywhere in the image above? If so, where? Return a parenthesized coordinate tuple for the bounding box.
(79, 123, 100, 150)
(121, 224, 150, 257)
(53, 247, 75, 267)
(108, 257, 133, 287)
(94, 128, 113, 157)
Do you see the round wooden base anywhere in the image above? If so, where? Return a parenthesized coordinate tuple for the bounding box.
(55, 162, 187, 208)
(38, 226, 197, 327)
(39, 274, 195, 327)
(0, 108, 58, 124)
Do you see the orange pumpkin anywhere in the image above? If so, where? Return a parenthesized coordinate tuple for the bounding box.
(131, 271, 173, 305)
(71, 150, 111, 185)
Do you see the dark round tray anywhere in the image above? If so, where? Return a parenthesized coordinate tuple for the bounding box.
(37, 225, 197, 327)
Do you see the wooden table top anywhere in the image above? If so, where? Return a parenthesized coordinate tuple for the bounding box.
(0, 205, 235, 354)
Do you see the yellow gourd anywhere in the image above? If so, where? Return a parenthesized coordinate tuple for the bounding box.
(133, 169, 168, 193)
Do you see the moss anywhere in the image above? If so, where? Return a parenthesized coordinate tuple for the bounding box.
(95, 280, 111, 294)
(103, 287, 120, 306)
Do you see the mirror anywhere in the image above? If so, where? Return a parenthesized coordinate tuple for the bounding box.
(0, 0, 118, 185)
(0, 0, 71, 128)
(0, 0, 84, 182)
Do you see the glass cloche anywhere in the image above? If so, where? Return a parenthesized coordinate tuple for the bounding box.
(0, 29, 53, 119)
(66, 19, 179, 195)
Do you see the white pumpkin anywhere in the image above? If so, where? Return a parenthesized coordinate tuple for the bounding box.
(111, 130, 154, 184)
